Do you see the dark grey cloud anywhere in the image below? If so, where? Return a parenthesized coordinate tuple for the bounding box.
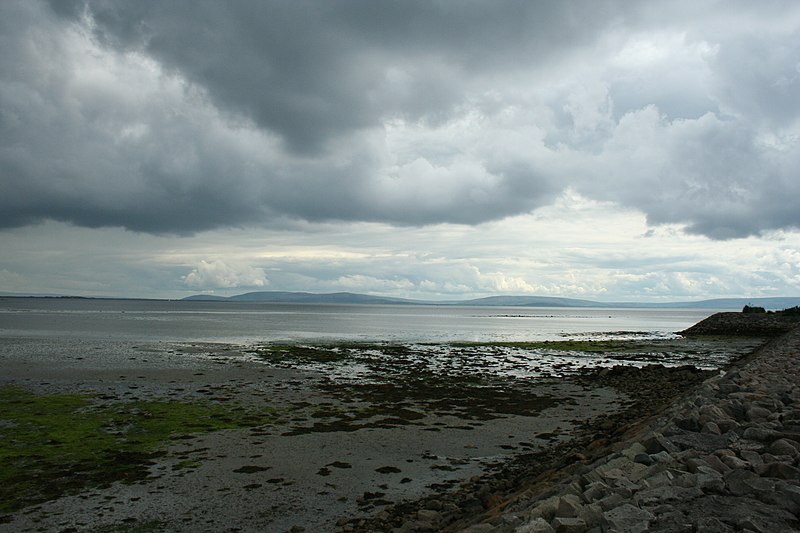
(49, 0, 622, 153)
(2, 0, 800, 239)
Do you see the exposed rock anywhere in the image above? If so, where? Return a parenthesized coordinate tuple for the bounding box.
(550, 517, 586, 533)
(555, 495, 582, 518)
(743, 426, 778, 442)
(416, 509, 441, 523)
(694, 466, 725, 493)
(720, 455, 751, 470)
(724, 469, 775, 498)
(769, 438, 800, 458)
(461, 524, 496, 533)
(701, 421, 722, 435)
(642, 433, 679, 455)
(759, 461, 800, 480)
(515, 518, 555, 533)
(603, 503, 654, 533)
(576, 503, 604, 529)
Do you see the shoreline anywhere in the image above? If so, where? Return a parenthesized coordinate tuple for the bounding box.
(0, 315, 795, 531)
(0, 344, 629, 532)
(440, 317, 800, 532)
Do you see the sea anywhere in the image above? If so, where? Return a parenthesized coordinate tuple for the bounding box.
(0, 297, 716, 345)
(3, 297, 752, 377)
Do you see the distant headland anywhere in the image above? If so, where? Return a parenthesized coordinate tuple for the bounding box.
(181, 291, 800, 310)
(3, 290, 799, 310)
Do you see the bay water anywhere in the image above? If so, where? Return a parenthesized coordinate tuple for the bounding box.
(0, 297, 714, 344)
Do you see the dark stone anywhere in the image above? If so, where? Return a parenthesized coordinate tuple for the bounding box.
(603, 504, 654, 532)
(642, 433, 679, 455)
(768, 438, 800, 457)
(760, 462, 800, 480)
(743, 427, 779, 442)
(724, 469, 776, 498)
(551, 517, 586, 533)
(460, 497, 484, 514)
(675, 416, 701, 432)
(694, 516, 735, 532)
(651, 510, 693, 533)
(681, 494, 796, 533)
(668, 431, 731, 453)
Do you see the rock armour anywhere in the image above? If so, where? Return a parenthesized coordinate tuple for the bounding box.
(460, 326, 800, 532)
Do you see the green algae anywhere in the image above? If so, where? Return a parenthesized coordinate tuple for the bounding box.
(0, 386, 277, 513)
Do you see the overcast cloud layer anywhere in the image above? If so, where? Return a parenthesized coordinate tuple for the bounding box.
(1, 1, 799, 299)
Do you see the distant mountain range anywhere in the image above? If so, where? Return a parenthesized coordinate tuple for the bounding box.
(182, 291, 800, 310)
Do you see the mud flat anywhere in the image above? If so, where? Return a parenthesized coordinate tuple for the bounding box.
(0, 325, 776, 532)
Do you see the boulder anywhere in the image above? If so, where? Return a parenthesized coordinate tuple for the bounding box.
(746, 405, 772, 422)
(596, 492, 626, 512)
(738, 450, 764, 466)
(582, 481, 610, 503)
(701, 453, 732, 474)
(694, 466, 725, 493)
(652, 510, 693, 532)
(743, 427, 778, 442)
(724, 469, 776, 498)
(720, 455, 751, 470)
(634, 485, 703, 506)
(577, 503, 604, 529)
(461, 524, 496, 533)
(649, 450, 674, 464)
(768, 483, 800, 514)
(643, 470, 674, 489)
(603, 504, 654, 533)
(716, 418, 741, 433)
(416, 509, 441, 523)
(642, 433, 679, 455)
(551, 517, 586, 533)
(515, 518, 555, 533)
(694, 516, 735, 532)
(698, 404, 730, 422)
(684, 456, 711, 473)
(760, 461, 800, 480)
(555, 495, 583, 518)
(526, 496, 560, 521)
(701, 421, 722, 435)
(768, 438, 799, 458)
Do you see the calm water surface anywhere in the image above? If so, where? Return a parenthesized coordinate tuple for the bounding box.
(0, 298, 715, 344)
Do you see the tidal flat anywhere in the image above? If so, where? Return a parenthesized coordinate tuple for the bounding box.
(0, 335, 766, 532)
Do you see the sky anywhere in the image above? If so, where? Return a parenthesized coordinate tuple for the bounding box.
(1, 0, 799, 302)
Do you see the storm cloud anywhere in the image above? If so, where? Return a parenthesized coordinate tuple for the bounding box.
(2, 0, 800, 238)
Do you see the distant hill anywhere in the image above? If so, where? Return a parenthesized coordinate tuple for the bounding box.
(183, 291, 416, 305)
(182, 291, 800, 310)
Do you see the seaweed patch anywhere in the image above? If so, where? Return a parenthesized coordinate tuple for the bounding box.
(0, 386, 277, 513)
